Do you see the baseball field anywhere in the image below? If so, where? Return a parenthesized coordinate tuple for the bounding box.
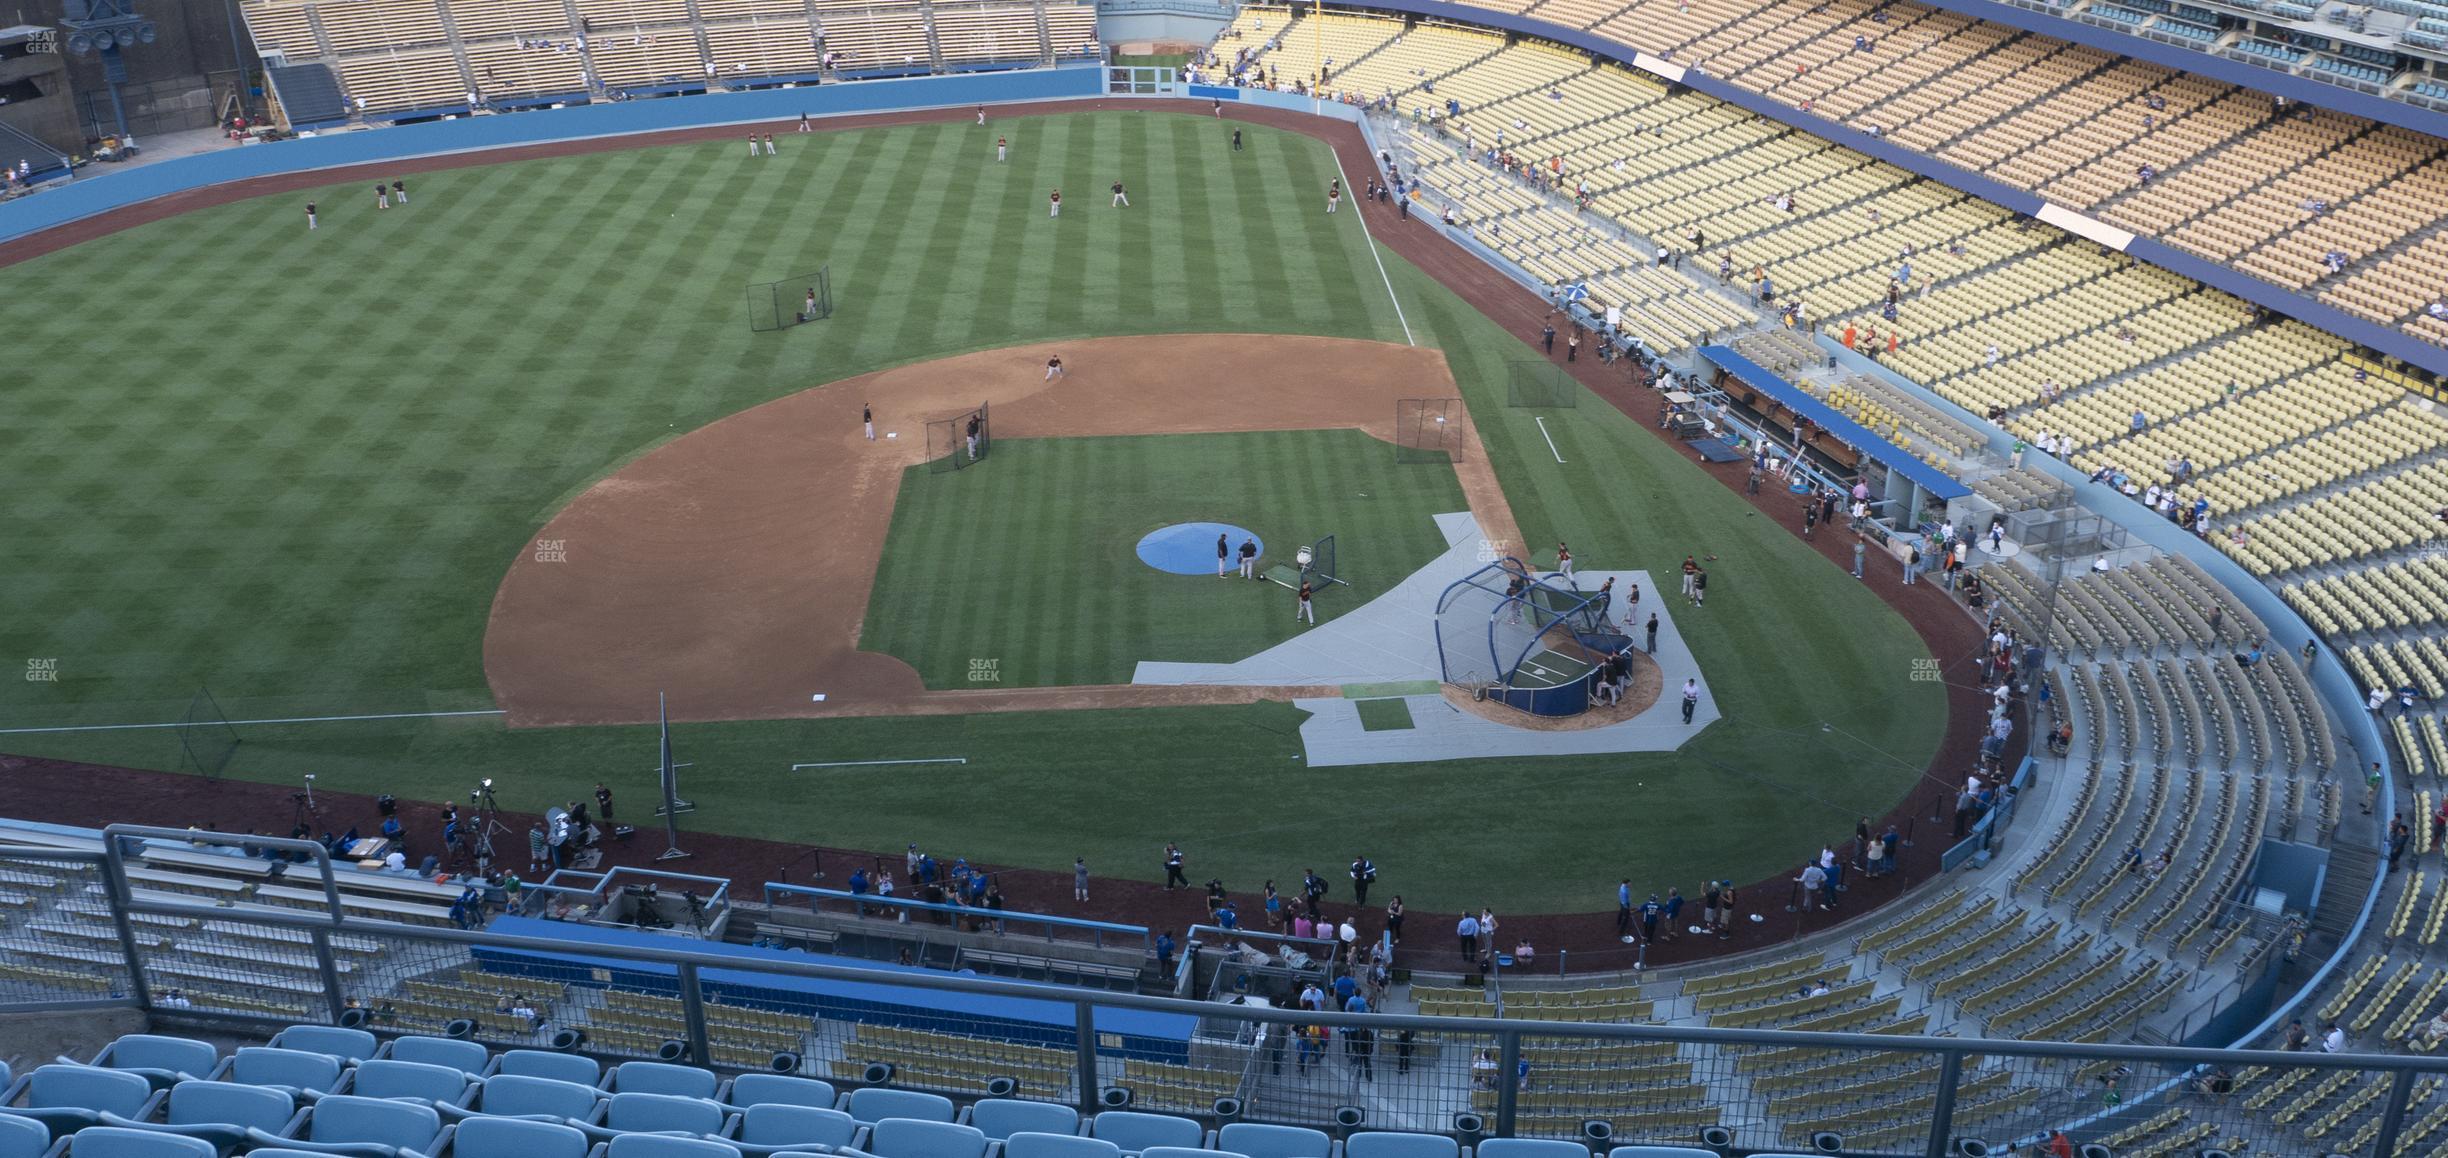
(0, 108, 1947, 914)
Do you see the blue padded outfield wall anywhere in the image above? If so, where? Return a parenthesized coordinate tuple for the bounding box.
(0, 66, 1101, 245)
(1335, 0, 2448, 382)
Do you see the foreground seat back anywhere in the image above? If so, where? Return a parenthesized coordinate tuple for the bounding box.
(347, 1062, 468, 1106)
(965, 1100, 1077, 1142)
(380, 1041, 487, 1078)
(494, 1055, 596, 1088)
(271, 1030, 377, 1065)
(735, 1104, 859, 1151)
(1086, 1113, 1202, 1154)
(65, 1127, 214, 1158)
(722, 1077, 834, 1112)
(841, 1091, 952, 1126)
(469, 1076, 598, 1122)
(453, 1117, 588, 1158)
(869, 1119, 988, 1158)
(1216, 1124, 1329, 1158)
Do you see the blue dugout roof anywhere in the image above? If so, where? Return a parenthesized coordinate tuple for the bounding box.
(1698, 345, 1973, 503)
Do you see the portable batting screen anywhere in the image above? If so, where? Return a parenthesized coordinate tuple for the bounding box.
(927, 402, 990, 473)
(1507, 360, 1579, 408)
(1261, 533, 1345, 591)
(747, 266, 833, 332)
(1395, 397, 1467, 464)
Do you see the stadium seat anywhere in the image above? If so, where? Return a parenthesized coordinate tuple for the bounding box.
(602, 1135, 738, 1158)
(378, 1041, 488, 1078)
(1003, 1134, 1119, 1158)
(85, 1038, 219, 1089)
(243, 1095, 443, 1158)
(63, 1128, 212, 1158)
(605, 1065, 719, 1102)
(1086, 1113, 1205, 1154)
(1476, 1143, 1589, 1158)
(963, 1100, 1078, 1141)
(219, 1050, 346, 1099)
(729, 1104, 862, 1155)
(1216, 1125, 1328, 1158)
(95, 1079, 299, 1153)
(270, 1030, 378, 1065)
(593, 1094, 727, 1138)
(1609, 1150, 1718, 1158)
(1138, 1148, 1244, 1158)
(868, 1120, 988, 1158)
(841, 1091, 953, 1126)
(343, 1062, 470, 1107)
(0, 1114, 57, 1158)
(723, 1078, 836, 1112)
(494, 1055, 596, 1088)
(1344, 1135, 1456, 1158)
(438, 1076, 598, 1124)
(451, 1117, 588, 1158)
(3, 1066, 161, 1138)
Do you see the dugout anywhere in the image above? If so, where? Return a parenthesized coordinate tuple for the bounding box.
(1432, 558, 1627, 718)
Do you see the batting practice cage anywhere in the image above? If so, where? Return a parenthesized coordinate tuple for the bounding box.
(1434, 559, 1630, 717)
(1394, 397, 1468, 464)
(1506, 360, 1580, 408)
(1262, 533, 1346, 591)
(927, 402, 990, 473)
(747, 266, 833, 333)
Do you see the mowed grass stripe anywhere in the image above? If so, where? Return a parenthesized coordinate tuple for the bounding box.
(863, 429, 1461, 687)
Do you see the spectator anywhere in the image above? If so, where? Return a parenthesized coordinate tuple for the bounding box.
(1457, 911, 1480, 959)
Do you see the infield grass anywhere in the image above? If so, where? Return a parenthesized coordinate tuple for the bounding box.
(0, 111, 1945, 912)
(864, 430, 1464, 688)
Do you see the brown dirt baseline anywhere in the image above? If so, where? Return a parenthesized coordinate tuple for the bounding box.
(484, 334, 1523, 727)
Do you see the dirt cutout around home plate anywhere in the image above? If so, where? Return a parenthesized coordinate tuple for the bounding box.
(484, 334, 1521, 727)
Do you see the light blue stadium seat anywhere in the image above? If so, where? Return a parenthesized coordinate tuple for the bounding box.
(868, 1119, 988, 1158)
(271, 1030, 379, 1065)
(346, 1063, 470, 1107)
(963, 1100, 1077, 1142)
(5, 1066, 161, 1137)
(603, 1134, 740, 1158)
(493, 1055, 596, 1088)
(380, 1041, 488, 1079)
(65, 1127, 212, 1158)
(1608, 1149, 1717, 1158)
(1003, 1133, 1119, 1158)
(1343, 1137, 1455, 1158)
(0, 1114, 57, 1158)
(598, 1094, 726, 1137)
(452, 1116, 588, 1158)
(606, 1065, 718, 1102)
(441, 1077, 598, 1124)
(1216, 1125, 1328, 1158)
(729, 1104, 861, 1155)
(245, 1095, 444, 1158)
(722, 1078, 835, 1112)
(223, 1050, 346, 1099)
(1086, 1113, 1204, 1154)
(1137, 1147, 1243, 1158)
(88, 1038, 219, 1088)
(1474, 1142, 1586, 1158)
(840, 1092, 952, 1127)
(95, 1079, 298, 1154)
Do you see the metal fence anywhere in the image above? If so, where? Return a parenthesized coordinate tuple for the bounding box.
(9, 825, 2448, 1157)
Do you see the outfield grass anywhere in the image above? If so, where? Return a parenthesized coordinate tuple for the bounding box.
(0, 112, 1944, 911)
(864, 430, 1464, 687)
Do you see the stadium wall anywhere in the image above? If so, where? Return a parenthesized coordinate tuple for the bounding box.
(1334, 0, 2448, 382)
(0, 66, 1103, 244)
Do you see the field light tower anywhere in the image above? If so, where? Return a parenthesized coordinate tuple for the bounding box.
(59, 0, 159, 143)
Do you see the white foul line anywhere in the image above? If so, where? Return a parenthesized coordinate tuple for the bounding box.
(1331, 152, 1415, 348)
(1535, 416, 1566, 463)
(0, 709, 506, 735)
(791, 757, 970, 770)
